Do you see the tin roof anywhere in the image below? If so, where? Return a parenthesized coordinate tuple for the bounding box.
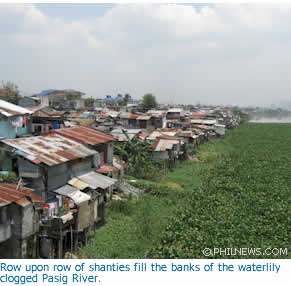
(202, 119, 217, 125)
(190, 119, 203, 124)
(0, 99, 33, 117)
(53, 126, 116, 145)
(137, 115, 151, 120)
(53, 184, 90, 205)
(3, 133, 97, 166)
(167, 108, 183, 113)
(110, 129, 141, 142)
(119, 113, 131, 119)
(0, 183, 43, 207)
(32, 110, 65, 118)
(192, 113, 206, 117)
(77, 171, 117, 189)
(152, 137, 180, 151)
(70, 112, 85, 118)
(148, 130, 178, 140)
(68, 178, 89, 190)
(139, 133, 149, 140)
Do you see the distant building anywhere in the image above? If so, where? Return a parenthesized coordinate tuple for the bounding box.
(101, 94, 139, 105)
(18, 96, 40, 108)
(34, 89, 85, 109)
(166, 108, 184, 120)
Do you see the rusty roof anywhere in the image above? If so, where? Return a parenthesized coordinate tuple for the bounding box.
(77, 106, 94, 111)
(0, 183, 43, 207)
(131, 115, 140, 119)
(96, 165, 118, 174)
(3, 133, 97, 166)
(0, 89, 17, 97)
(32, 110, 65, 118)
(69, 112, 83, 118)
(53, 126, 116, 145)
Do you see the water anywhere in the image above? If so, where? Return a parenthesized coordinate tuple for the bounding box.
(249, 117, 291, 123)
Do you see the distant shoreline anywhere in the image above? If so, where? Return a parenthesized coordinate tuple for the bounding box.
(249, 118, 291, 123)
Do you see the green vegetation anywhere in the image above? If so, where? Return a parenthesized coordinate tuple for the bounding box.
(0, 80, 19, 104)
(66, 93, 81, 100)
(0, 172, 17, 183)
(118, 93, 130, 106)
(141, 93, 157, 112)
(81, 123, 290, 258)
(114, 136, 165, 180)
(84, 97, 95, 106)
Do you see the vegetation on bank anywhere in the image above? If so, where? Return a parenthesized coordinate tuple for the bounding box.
(80, 123, 290, 258)
(114, 135, 166, 180)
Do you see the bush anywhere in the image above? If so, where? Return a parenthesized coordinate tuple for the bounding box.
(108, 200, 135, 216)
(0, 172, 17, 183)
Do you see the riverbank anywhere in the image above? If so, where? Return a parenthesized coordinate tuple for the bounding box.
(80, 123, 290, 258)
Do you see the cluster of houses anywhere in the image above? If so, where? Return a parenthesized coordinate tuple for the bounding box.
(0, 89, 241, 258)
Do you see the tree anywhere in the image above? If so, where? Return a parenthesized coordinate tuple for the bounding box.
(0, 81, 19, 104)
(118, 93, 130, 106)
(66, 93, 81, 100)
(1, 81, 19, 94)
(141, 93, 157, 112)
(84, 97, 95, 107)
(114, 134, 155, 178)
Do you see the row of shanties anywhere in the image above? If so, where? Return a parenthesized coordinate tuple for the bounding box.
(0, 101, 124, 258)
(0, 95, 241, 258)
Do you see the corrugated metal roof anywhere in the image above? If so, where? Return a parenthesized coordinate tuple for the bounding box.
(190, 119, 203, 124)
(32, 110, 65, 118)
(53, 126, 115, 145)
(129, 115, 139, 119)
(192, 113, 206, 117)
(68, 178, 89, 190)
(137, 115, 151, 120)
(149, 131, 178, 140)
(3, 133, 97, 166)
(110, 129, 141, 142)
(202, 119, 217, 125)
(153, 138, 180, 151)
(77, 171, 117, 189)
(139, 133, 149, 140)
(0, 99, 33, 117)
(53, 184, 90, 205)
(69, 112, 83, 118)
(0, 183, 43, 207)
(15, 197, 31, 207)
(119, 113, 131, 119)
(167, 108, 183, 113)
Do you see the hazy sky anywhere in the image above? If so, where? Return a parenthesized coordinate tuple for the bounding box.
(1, 3, 291, 106)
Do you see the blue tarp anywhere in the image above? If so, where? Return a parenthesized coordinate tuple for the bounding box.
(34, 89, 57, 96)
(52, 121, 59, 129)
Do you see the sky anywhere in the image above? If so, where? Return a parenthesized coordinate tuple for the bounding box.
(1, 3, 291, 106)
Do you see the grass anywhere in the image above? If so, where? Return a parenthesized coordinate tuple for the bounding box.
(80, 193, 181, 258)
(80, 123, 290, 258)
